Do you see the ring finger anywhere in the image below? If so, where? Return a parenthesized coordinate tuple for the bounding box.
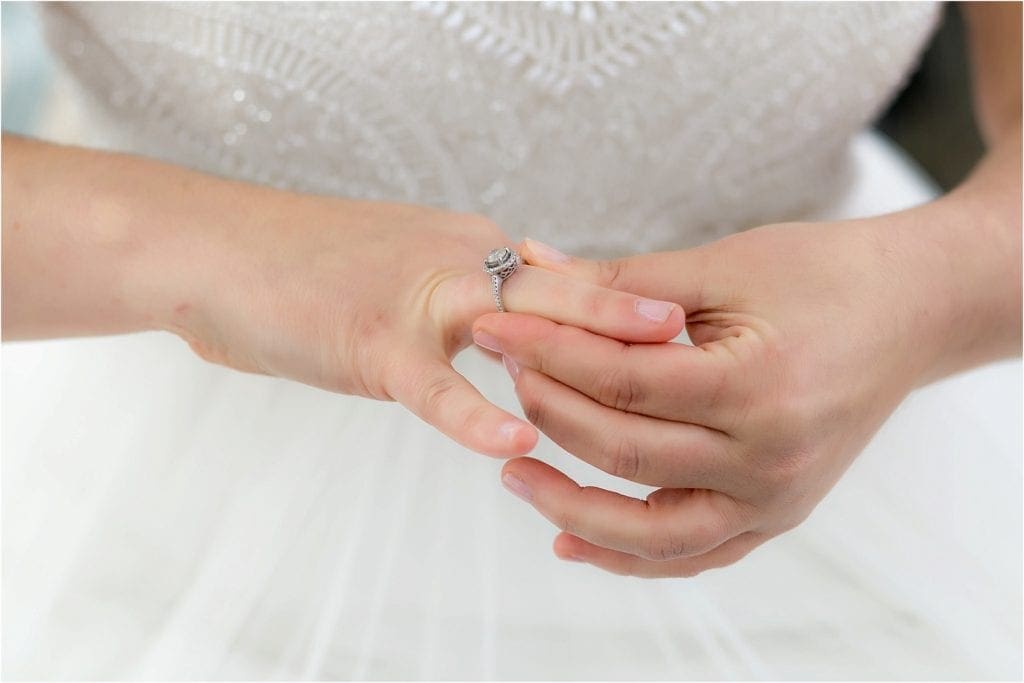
(441, 260, 686, 345)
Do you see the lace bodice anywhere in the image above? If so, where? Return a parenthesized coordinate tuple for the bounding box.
(40, 1, 939, 256)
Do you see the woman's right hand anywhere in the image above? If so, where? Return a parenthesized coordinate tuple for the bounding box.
(153, 186, 685, 457)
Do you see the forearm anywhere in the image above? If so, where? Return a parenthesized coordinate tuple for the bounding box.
(878, 127, 1021, 386)
(1, 134, 268, 340)
(862, 2, 1023, 386)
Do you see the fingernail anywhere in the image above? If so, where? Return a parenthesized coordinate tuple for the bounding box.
(499, 420, 524, 442)
(501, 472, 533, 502)
(561, 554, 586, 563)
(525, 237, 571, 263)
(635, 298, 675, 323)
(502, 354, 519, 381)
(473, 330, 502, 353)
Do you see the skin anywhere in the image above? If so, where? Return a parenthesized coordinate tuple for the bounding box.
(2, 137, 686, 458)
(474, 3, 1021, 577)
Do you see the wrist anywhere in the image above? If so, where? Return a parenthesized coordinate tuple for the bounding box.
(123, 160, 273, 341)
(869, 154, 1022, 386)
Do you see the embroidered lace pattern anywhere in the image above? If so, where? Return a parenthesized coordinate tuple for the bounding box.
(40, 1, 939, 256)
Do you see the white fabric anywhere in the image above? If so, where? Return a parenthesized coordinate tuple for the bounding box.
(4, 1, 1021, 679)
(37, 1, 941, 255)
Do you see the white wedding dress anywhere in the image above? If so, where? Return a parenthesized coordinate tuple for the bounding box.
(4, 2, 1021, 679)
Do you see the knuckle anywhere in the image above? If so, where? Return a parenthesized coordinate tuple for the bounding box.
(640, 513, 731, 562)
(751, 440, 816, 503)
(605, 434, 642, 481)
(757, 457, 801, 498)
(518, 378, 549, 431)
(595, 365, 643, 413)
(597, 258, 625, 289)
(650, 532, 763, 579)
(555, 508, 580, 536)
(640, 531, 689, 562)
(418, 372, 460, 418)
(522, 402, 544, 430)
(459, 402, 491, 436)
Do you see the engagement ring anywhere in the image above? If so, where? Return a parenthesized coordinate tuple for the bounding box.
(483, 247, 522, 313)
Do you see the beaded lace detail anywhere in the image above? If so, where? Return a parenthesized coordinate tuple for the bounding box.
(41, 1, 939, 256)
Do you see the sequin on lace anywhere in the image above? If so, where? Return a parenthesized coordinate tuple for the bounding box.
(40, 1, 939, 257)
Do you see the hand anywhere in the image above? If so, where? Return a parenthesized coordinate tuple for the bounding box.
(473, 217, 993, 575)
(157, 190, 685, 457)
(0, 137, 685, 458)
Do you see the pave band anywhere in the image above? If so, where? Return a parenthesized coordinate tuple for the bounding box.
(483, 247, 522, 313)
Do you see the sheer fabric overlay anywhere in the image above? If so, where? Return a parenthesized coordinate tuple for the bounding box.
(4, 2, 1021, 679)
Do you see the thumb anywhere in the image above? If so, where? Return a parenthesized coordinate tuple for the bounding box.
(520, 238, 708, 314)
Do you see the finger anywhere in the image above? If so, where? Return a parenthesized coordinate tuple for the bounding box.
(509, 362, 738, 490)
(553, 530, 762, 578)
(391, 359, 538, 457)
(521, 237, 710, 314)
(501, 458, 751, 561)
(440, 260, 686, 345)
(473, 312, 741, 428)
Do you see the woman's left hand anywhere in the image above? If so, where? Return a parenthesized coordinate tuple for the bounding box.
(471, 210, 1020, 577)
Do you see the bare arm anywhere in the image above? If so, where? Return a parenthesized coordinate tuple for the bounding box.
(913, 1, 1022, 377)
(0, 135, 684, 456)
(1, 135, 191, 339)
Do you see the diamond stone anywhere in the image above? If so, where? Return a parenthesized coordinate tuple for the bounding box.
(485, 247, 510, 268)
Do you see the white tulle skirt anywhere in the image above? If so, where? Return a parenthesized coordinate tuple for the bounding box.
(3, 131, 1021, 679)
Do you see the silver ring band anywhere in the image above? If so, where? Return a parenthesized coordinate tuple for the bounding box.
(483, 247, 522, 313)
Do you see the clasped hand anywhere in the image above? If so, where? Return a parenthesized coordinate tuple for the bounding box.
(474, 220, 935, 578)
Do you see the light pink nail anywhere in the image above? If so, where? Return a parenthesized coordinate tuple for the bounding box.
(525, 237, 571, 263)
(561, 554, 586, 563)
(473, 330, 502, 353)
(502, 472, 533, 502)
(635, 298, 674, 323)
(499, 420, 523, 442)
(502, 354, 520, 381)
